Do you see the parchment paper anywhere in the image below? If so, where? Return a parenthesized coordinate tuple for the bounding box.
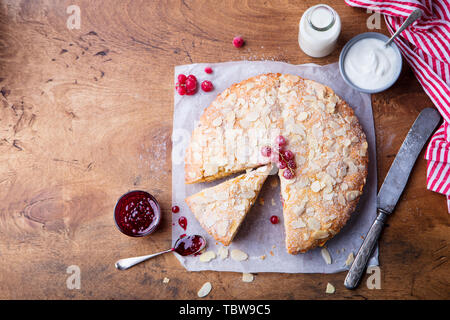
(172, 61, 378, 273)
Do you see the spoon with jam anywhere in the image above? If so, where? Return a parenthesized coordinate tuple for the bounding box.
(114, 235, 206, 270)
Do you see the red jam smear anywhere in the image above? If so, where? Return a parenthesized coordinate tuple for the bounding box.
(178, 216, 187, 230)
(114, 190, 160, 237)
(174, 235, 205, 256)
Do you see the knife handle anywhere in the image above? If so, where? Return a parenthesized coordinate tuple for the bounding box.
(344, 209, 388, 289)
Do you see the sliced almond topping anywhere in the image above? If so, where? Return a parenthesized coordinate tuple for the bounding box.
(359, 141, 368, 156)
(323, 192, 334, 201)
(337, 194, 346, 206)
(212, 117, 222, 127)
(292, 200, 307, 216)
(335, 128, 346, 136)
(217, 246, 229, 260)
(231, 249, 248, 261)
(346, 190, 361, 201)
(326, 101, 336, 113)
(321, 247, 332, 265)
(345, 252, 355, 266)
(306, 207, 315, 216)
(203, 163, 219, 176)
(343, 138, 351, 147)
(291, 218, 306, 229)
(246, 111, 259, 122)
(314, 230, 329, 240)
(163, 277, 170, 284)
(242, 273, 254, 283)
(345, 160, 358, 174)
(326, 283, 335, 294)
(307, 217, 321, 231)
(297, 111, 309, 121)
(342, 145, 350, 157)
(311, 181, 322, 193)
(199, 251, 216, 263)
(197, 282, 212, 298)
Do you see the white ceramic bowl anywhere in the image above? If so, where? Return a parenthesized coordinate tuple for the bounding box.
(339, 32, 403, 94)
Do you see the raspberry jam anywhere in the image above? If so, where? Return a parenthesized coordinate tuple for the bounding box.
(178, 216, 187, 230)
(174, 235, 205, 256)
(114, 190, 161, 237)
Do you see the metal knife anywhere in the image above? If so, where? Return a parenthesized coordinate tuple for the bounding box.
(344, 107, 441, 290)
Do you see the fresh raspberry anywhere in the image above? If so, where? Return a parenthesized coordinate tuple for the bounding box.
(177, 74, 187, 84)
(204, 67, 213, 74)
(171, 206, 180, 213)
(270, 215, 279, 224)
(283, 150, 294, 160)
(187, 75, 197, 82)
(278, 160, 287, 169)
(201, 80, 214, 92)
(275, 135, 287, 148)
(185, 78, 197, 91)
(287, 159, 296, 169)
(233, 36, 245, 48)
(261, 146, 271, 157)
(176, 85, 186, 95)
(282, 169, 295, 179)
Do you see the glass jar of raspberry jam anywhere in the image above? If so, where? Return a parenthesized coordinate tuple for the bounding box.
(114, 190, 161, 237)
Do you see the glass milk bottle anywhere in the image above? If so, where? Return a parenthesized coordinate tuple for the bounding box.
(298, 4, 341, 58)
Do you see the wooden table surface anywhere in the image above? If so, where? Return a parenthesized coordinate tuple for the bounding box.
(0, 0, 448, 300)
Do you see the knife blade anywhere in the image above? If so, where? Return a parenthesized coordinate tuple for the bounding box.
(344, 107, 441, 289)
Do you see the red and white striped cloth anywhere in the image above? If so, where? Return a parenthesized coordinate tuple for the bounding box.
(345, 0, 450, 213)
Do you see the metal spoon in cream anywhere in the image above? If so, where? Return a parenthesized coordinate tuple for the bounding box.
(343, 37, 400, 91)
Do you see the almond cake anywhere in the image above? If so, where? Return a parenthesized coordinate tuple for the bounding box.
(185, 164, 273, 246)
(184, 73, 368, 254)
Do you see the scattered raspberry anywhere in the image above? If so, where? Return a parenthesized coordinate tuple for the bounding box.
(201, 80, 214, 92)
(278, 160, 287, 169)
(204, 67, 213, 74)
(185, 78, 197, 91)
(270, 215, 279, 224)
(176, 85, 186, 95)
(233, 36, 245, 48)
(187, 75, 197, 82)
(177, 74, 187, 84)
(171, 206, 180, 213)
(261, 146, 272, 157)
(176, 74, 198, 96)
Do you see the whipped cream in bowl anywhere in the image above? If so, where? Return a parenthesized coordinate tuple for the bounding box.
(339, 32, 402, 93)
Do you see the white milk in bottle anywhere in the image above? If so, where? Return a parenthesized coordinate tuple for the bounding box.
(299, 4, 341, 58)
